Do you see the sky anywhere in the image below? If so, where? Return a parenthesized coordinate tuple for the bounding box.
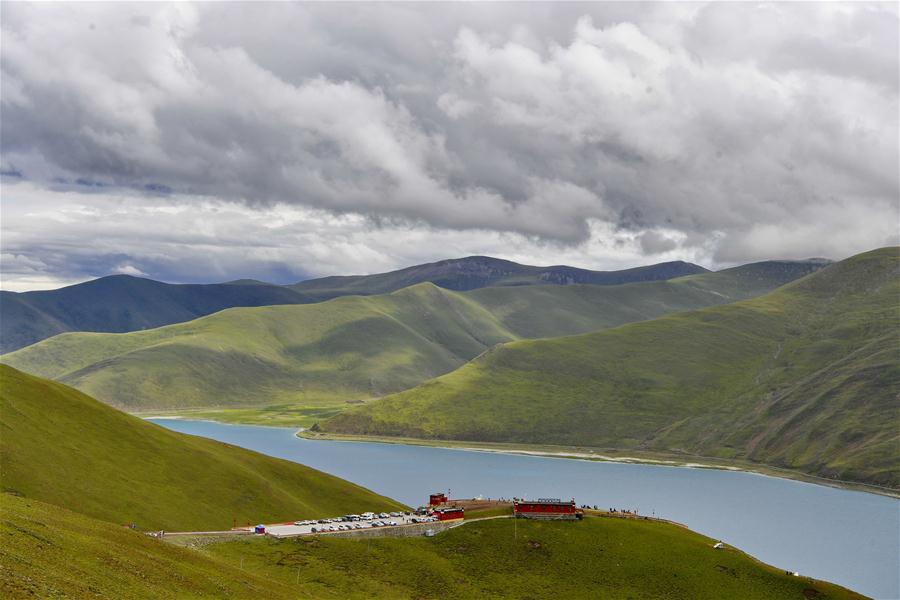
(1, 2, 897, 291)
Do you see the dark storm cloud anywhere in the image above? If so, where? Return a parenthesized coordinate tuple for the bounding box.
(1, 2, 897, 289)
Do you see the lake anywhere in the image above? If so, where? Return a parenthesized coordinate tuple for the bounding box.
(150, 419, 899, 599)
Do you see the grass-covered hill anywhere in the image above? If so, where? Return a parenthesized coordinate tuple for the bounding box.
(289, 255, 710, 299)
(324, 248, 900, 489)
(0, 260, 823, 412)
(204, 516, 862, 600)
(0, 275, 312, 353)
(0, 365, 404, 531)
(2, 494, 862, 600)
(1, 494, 298, 599)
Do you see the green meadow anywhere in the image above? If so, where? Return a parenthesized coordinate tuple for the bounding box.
(0, 365, 404, 532)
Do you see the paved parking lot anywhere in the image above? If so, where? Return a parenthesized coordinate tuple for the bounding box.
(264, 513, 435, 538)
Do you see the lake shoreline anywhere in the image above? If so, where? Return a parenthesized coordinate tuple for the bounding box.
(139, 412, 898, 499)
(299, 430, 900, 499)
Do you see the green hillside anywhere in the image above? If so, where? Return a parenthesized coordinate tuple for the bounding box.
(0, 366, 404, 531)
(0, 261, 822, 414)
(205, 515, 860, 599)
(1, 494, 297, 599)
(1, 494, 861, 600)
(0, 284, 516, 410)
(464, 259, 826, 339)
(324, 248, 900, 489)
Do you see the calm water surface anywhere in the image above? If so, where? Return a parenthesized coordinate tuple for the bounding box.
(150, 419, 899, 599)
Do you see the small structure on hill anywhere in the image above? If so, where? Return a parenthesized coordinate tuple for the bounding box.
(513, 498, 581, 520)
(429, 492, 448, 506)
(432, 507, 465, 521)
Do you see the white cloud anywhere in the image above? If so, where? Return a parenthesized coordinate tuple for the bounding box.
(437, 92, 477, 119)
(0, 2, 896, 289)
(113, 264, 149, 277)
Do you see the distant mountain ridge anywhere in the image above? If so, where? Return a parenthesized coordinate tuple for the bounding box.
(288, 256, 710, 298)
(0, 256, 714, 353)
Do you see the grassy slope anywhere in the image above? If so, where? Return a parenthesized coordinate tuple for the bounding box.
(1, 496, 860, 600)
(324, 248, 899, 488)
(0, 262, 821, 412)
(0, 494, 297, 600)
(465, 259, 825, 339)
(0, 275, 312, 353)
(200, 516, 861, 600)
(0, 365, 404, 531)
(1, 284, 516, 410)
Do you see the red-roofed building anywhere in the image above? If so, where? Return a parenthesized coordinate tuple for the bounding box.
(432, 507, 465, 521)
(513, 498, 580, 520)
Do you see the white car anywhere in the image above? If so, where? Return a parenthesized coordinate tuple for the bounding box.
(388, 520, 398, 526)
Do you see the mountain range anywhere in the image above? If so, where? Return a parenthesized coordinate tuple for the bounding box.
(0, 256, 715, 353)
(287, 256, 711, 298)
(0, 259, 827, 411)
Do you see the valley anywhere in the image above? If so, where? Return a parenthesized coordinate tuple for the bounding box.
(0, 250, 896, 599)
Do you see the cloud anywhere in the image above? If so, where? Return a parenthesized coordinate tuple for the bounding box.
(0, 2, 897, 288)
(112, 264, 149, 277)
(0, 181, 706, 290)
